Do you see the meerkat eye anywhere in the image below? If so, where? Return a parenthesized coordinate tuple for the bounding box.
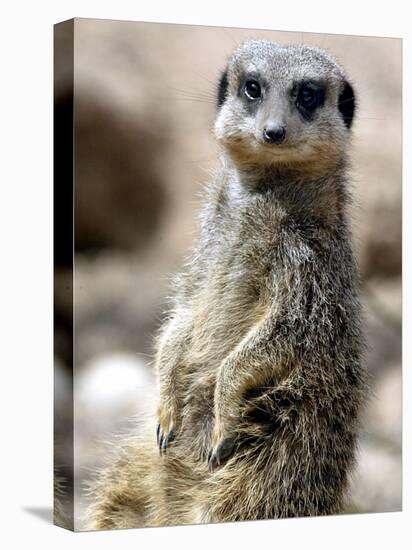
(296, 82, 325, 115)
(244, 79, 261, 100)
(300, 87, 316, 107)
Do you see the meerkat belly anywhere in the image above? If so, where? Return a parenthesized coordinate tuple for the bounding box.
(178, 233, 275, 452)
(186, 241, 272, 376)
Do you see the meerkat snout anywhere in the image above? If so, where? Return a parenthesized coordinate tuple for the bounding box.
(262, 125, 286, 144)
(256, 88, 288, 145)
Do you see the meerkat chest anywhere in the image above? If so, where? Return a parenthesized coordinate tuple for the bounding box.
(219, 198, 285, 281)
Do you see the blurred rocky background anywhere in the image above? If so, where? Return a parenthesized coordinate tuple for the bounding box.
(54, 20, 402, 527)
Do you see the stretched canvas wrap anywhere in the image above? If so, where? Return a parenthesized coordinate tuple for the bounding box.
(54, 18, 402, 531)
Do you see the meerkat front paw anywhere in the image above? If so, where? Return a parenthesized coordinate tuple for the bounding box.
(156, 401, 178, 454)
(207, 422, 237, 472)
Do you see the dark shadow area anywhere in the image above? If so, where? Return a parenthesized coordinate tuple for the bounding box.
(23, 506, 53, 524)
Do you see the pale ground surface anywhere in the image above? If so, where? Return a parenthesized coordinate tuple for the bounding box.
(54, 20, 402, 526)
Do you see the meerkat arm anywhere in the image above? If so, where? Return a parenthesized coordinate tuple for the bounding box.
(156, 307, 193, 451)
(208, 306, 280, 470)
(208, 244, 361, 472)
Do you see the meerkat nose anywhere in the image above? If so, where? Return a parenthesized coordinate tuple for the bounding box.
(263, 126, 286, 145)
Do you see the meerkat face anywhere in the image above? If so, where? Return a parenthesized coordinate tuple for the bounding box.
(214, 40, 356, 169)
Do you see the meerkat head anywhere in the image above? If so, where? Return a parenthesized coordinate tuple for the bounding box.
(214, 40, 356, 170)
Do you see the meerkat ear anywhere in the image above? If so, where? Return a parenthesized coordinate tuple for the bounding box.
(217, 68, 229, 109)
(338, 81, 356, 129)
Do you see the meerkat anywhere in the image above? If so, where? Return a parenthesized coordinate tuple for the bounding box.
(88, 39, 366, 529)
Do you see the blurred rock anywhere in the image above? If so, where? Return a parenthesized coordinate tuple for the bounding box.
(349, 441, 402, 513)
(364, 364, 402, 449)
(348, 278, 402, 514)
(75, 351, 155, 430)
(54, 268, 74, 368)
(73, 250, 171, 366)
(363, 278, 402, 375)
(365, 277, 402, 326)
(357, 199, 402, 281)
(73, 351, 156, 529)
(347, 36, 402, 281)
(54, 356, 72, 418)
(74, 89, 168, 252)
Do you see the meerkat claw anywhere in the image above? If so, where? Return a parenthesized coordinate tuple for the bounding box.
(208, 436, 236, 472)
(162, 429, 175, 452)
(157, 426, 176, 454)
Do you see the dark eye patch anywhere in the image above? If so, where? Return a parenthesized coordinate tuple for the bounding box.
(338, 80, 356, 129)
(295, 80, 325, 120)
(217, 68, 229, 109)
